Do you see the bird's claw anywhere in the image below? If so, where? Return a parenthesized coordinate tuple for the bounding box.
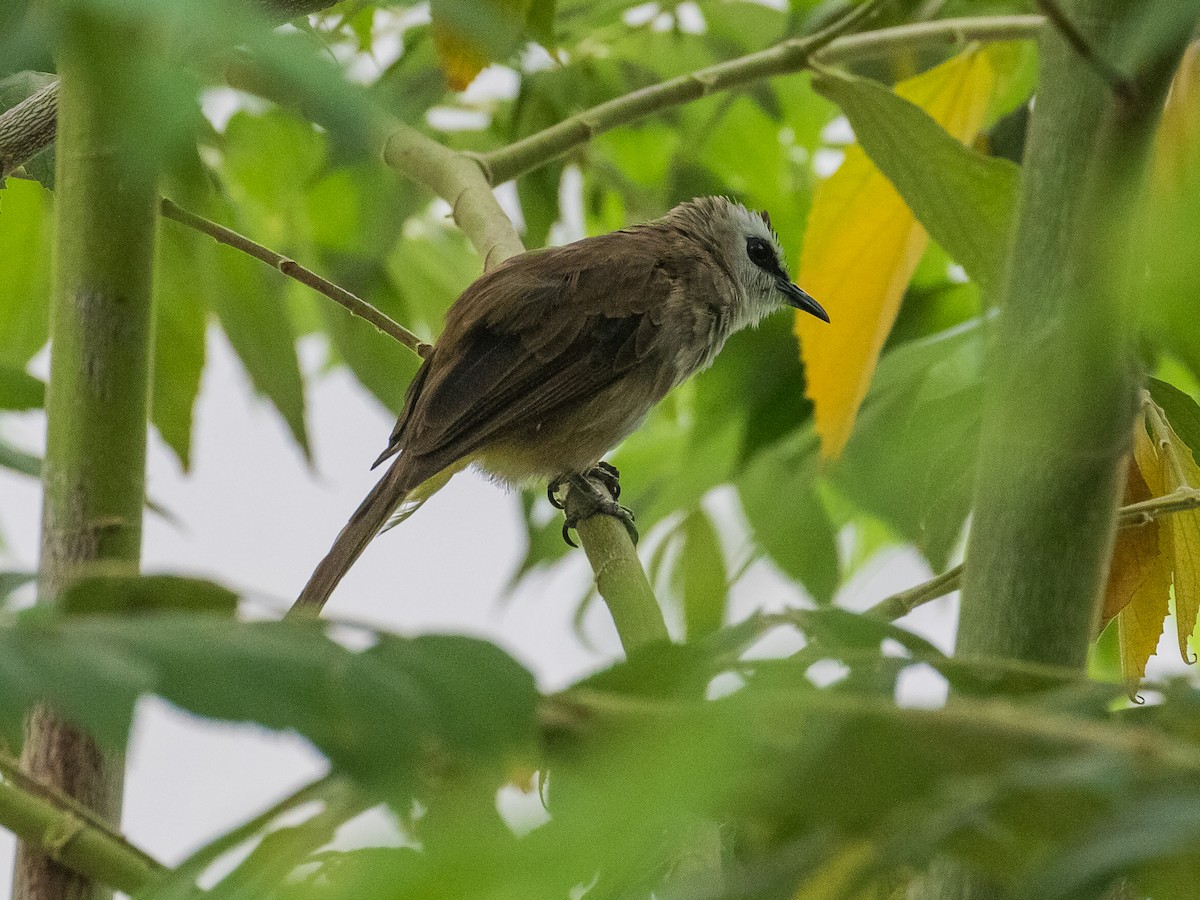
(556, 467, 638, 548)
(548, 463, 620, 510)
(547, 476, 568, 510)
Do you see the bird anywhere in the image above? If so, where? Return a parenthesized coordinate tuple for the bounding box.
(293, 196, 828, 614)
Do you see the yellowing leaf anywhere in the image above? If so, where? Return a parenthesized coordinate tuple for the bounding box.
(797, 48, 1003, 459)
(1153, 41, 1200, 190)
(1114, 401, 1200, 683)
(1147, 404, 1200, 661)
(431, 0, 531, 91)
(1103, 458, 1161, 625)
(1111, 437, 1171, 682)
(432, 24, 488, 92)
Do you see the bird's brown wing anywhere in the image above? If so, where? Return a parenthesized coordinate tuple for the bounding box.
(379, 231, 703, 482)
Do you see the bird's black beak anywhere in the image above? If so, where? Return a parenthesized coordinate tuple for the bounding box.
(778, 279, 829, 322)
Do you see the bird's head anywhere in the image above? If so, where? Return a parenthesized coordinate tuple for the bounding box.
(673, 197, 829, 329)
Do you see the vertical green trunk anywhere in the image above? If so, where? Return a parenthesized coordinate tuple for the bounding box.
(922, 3, 1197, 898)
(959, 2, 1198, 663)
(12, 14, 159, 900)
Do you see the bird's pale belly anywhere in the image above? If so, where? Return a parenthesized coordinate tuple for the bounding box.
(473, 378, 661, 485)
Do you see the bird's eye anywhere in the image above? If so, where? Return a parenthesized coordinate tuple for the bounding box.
(746, 237, 775, 270)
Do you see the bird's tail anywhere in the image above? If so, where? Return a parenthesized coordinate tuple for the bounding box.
(291, 457, 416, 617)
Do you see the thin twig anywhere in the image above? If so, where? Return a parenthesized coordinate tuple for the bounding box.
(159, 198, 432, 358)
(866, 486, 1200, 621)
(868, 565, 964, 622)
(477, 14, 1046, 185)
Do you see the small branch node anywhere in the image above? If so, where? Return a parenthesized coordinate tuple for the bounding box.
(462, 149, 496, 186)
(43, 811, 86, 859)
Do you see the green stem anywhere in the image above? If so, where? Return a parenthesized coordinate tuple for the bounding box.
(923, 3, 1198, 898)
(955, 1, 1195, 664)
(0, 757, 160, 895)
(869, 565, 964, 622)
(568, 475, 669, 653)
(478, 14, 1044, 185)
(15, 10, 163, 900)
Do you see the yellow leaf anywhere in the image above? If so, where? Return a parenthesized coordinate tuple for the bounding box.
(1113, 428, 1172, 681)
(796, 48, 1001, 459)
(432, 23, 490, 92)
(1103, 457, 1161, 625)
(1147, 404, 1200, 661)
(1153, 41, 1200, 190)
(431, 0, 531, 91)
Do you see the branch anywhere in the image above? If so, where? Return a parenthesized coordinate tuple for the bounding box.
(0, 755, 161, 895)
(0, 81, 57, 180)
(478, 14, 1046, 185)
(159, 198, 432, 358)
(382, 121, 524, 270)
(866, 486, 1200, 622)
(566, 473, 669, 653)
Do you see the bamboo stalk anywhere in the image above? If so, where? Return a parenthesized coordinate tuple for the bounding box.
(919, 4, 1199, 898)
(13, 12, 162, 900)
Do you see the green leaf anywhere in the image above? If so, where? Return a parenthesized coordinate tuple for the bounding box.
(1148, 377, 1200, 464)
(317, 267, 421, 415)
(223, 110, 326, 218)
(0, 434, 40, 477)
(677, 508, 727, 640)
(737, 428, 840, 603)
(0, 363, 43, 410)
(385, 229, 478, 336)
(526, 0, 556, 45)
(0, 176, 52, 367)
(153, 226, 208, 468)
(815, 70, 1021, 295)
(832, 319, 986, 570)
(0, 606, 538, 784)
(57, 574, 238, 616)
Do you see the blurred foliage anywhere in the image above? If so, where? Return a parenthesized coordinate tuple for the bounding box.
(6, 584, 1200, 897)
(3, 0, 1200, 896)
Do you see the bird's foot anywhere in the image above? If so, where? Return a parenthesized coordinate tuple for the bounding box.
(547, 462, 621, 509)
(557, 469, 638, 548)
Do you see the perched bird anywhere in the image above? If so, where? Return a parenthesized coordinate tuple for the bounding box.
(294, 196, 828, 613)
